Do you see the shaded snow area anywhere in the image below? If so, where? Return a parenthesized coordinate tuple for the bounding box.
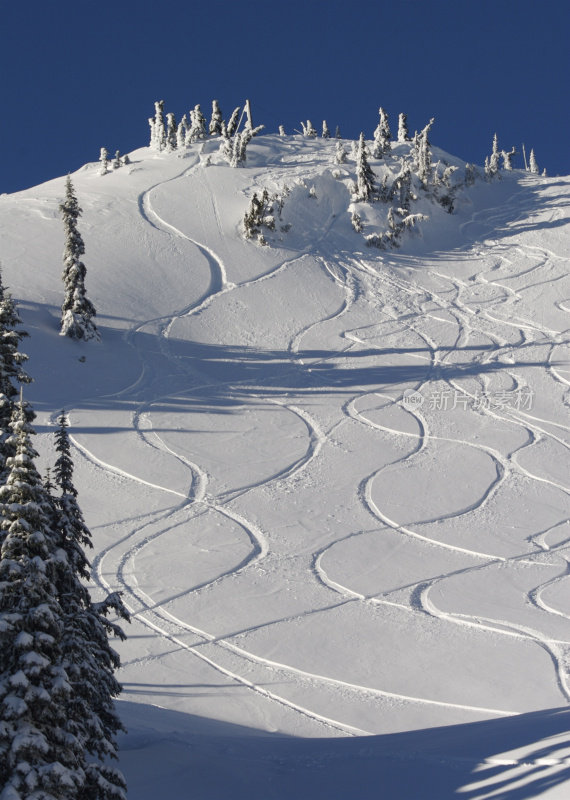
(1, 133, 569, 798)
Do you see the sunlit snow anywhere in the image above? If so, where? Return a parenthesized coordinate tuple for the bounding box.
(1, 131, 569, 798)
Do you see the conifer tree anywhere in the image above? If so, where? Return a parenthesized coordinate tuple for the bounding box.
(351, 211, 363, 232)
(485, 133, 500, 179)
(387, 206, 399, 243)
(355, 133, 375, 201)
(372, 107, 391, 157)
(166, 113, 178, 152)
(391, 160, 416, 213)
(231, 130, 252, 167)
(304, 120, 317, 138)
(322, 121, 330, 139)
(0, 402, 129, 800)
(186, 104, 207, 144)
(397, 112, 409, 142)
(209, 100, 223, 136)
(243, 190, 275, 242)
(0, 402, 84, 799)
(225, 107, 241, 137)
(52, 413, 129, 800)
(501, 146, 516, 170)
(176, 115, 188, 149)
(416, 118, 435, 186)
(60, 177, 99, 341)
(334, 139, 348, 164)
(220, 120, 263, 168)
(372, 124, 384, 160)
(149, 101, 166, 151)
(0, 272, 32, 477)
(99, 148, 109, 176)
(529, 149, 539, 174)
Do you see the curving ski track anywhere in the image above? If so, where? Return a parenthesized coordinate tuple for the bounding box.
(61, 164, 570, 735)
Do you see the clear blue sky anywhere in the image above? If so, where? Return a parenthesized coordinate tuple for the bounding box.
(1, 0, 568, 193)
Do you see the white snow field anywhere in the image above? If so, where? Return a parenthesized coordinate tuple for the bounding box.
(1, 131, 570, 798)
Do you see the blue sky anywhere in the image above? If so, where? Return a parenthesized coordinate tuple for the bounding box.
(1, 0, 568, 193)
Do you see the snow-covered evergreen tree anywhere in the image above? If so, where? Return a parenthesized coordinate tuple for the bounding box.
(355, 133, 375, 201)
(99, 148, 109, 176)
(220, 119, 263, 168)
(411, 118, 434, 187)
(322, 121, 330, 139)
(52, 413, 129, 800)
(278, 125, 286, 136)
(112, 151, 121, 170)
(59, 177, 99, 342)
(149, 101, 166, 151)
(434, 164, 460, 212)
(387, 206, 399, 243)
(372, 124, 384, 159)
(186, 104, 207, 144)
(0, 272, 32, 477)
(351, 211, 363, 232)
(232, 130, 252, 167)
(166, 112, 177, 152)
(243, 190, 275, 243)
(485, 133, 500, 179)
(335, 125, 341, 139)
(372, 107, 391, 157)
(304, 120, 317, 138)
(501, 146, 516, 170)
(334, 139, 348, 164)
(176, 115, 188, 149)
(397, 112, 409, 142)
(209, 100, 223, 136)
(391, 160, 416, 213)
(529, 148, 539, 174)
(0, 402, 84, 799)
(0, 402, 129, 800)
(225, 107, 241, 137)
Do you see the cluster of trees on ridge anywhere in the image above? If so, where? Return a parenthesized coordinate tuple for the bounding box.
(71, 98, 547, 339)
(93, 97, 545, 251)
(241, 107, 543, 249)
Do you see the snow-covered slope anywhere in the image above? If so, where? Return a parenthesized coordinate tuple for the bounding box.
(1, 133, 569, 798)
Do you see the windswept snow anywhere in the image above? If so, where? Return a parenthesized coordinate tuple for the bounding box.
(1, 132, 569, 798)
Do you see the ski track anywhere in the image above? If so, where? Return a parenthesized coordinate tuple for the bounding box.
(71, 165, 570, 731)
(331, 185, 570, 706)
(85, 156, 402, 730)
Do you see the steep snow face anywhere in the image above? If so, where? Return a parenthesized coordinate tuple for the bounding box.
(1, 133, 569, 797)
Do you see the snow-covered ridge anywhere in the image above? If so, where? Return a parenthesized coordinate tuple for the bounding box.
(0, 128, 569, 798)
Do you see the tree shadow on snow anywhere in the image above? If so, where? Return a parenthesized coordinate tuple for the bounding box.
(25, 323, 565, 429)
(117, 701, 570, 800)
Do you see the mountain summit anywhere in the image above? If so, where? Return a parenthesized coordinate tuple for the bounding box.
(1, 117, 569, 798)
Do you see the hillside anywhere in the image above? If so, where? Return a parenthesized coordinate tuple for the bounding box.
(1, 129, 569, 798)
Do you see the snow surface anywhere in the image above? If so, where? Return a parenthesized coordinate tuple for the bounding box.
(1, 133, 569, 798)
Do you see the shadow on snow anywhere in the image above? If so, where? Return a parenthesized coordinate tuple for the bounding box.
(118, 701, 570, 800)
